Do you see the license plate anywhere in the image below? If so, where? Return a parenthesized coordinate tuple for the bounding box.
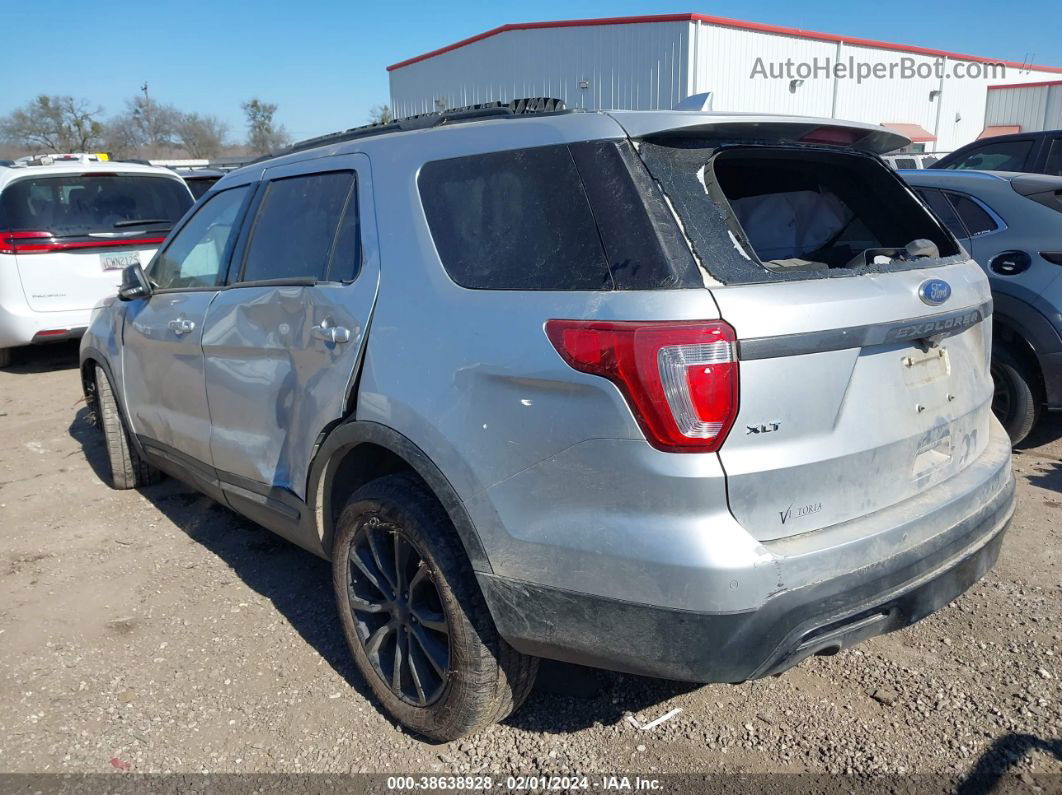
(100, 251, 140, 271)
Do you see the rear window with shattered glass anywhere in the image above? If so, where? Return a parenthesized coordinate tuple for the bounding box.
(636, 139, 960, 284)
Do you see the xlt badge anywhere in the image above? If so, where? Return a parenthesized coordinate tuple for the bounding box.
(747, 421, 781, 435)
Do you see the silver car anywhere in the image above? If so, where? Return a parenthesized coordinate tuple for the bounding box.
(901, 169, 1062, 444)
(80, 103, 1016, 741)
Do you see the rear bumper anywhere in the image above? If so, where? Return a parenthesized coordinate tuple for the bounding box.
(0, 297, 91, 348)
(479, 422, 1015, 683)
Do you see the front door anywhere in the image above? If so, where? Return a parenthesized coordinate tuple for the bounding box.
(202, 154, 379, 499)
(121, 183, 254, 465)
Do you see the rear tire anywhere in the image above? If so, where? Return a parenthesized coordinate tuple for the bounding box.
(95, 365, 159, 489)
(990, 346, 1039, 445)
(332, 472, 538, 741)
(0, 348, 11, 368)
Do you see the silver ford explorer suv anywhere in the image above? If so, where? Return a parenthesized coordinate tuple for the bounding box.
(79, 101, 1016, 741)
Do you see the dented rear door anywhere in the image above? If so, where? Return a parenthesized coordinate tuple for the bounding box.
(201, 154, 379, 499)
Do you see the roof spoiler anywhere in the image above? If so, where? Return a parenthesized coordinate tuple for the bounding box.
(607, 112, 911, 155)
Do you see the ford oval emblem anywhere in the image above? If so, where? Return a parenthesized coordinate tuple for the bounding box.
(918, 279, 951, 306)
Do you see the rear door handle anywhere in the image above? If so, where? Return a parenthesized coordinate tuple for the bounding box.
(167, 318, 195, 336)
(312, 322, 351, 344)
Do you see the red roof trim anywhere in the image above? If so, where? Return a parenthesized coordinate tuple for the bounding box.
(977, 125, 1022, 139)
(386, 13, 1062, 74)
(987, 79, 1062, 90)
(880, 122, 936, 143)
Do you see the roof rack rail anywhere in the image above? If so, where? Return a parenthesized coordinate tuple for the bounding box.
(275, 97, 567, 159)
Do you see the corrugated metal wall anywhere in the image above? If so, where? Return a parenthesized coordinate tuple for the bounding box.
(692, 23, 836, 117)
(986, 84, 1062, 131)
(388, 21, 690, 117)
(688, 22, 1058, 152)
(389, 20, 1060, 152)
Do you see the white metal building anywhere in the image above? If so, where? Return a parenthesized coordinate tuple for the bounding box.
(984, 79, 1062, 136)
(387, 13, 1062, 153)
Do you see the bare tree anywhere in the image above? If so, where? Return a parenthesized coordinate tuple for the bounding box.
(100, 116, 142, 158)
(242, 98, 290, 155)
(102, 86, 181, 158)
(369, 104, 394, 125)
(174, 113, 228, 158)
(130, 83, 180, 154)
(0, 95, 103, 153)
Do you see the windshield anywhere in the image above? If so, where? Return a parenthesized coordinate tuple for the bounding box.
(0, 174, 192, 237)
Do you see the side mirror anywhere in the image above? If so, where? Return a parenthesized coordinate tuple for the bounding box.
(118, 263, 152, 301)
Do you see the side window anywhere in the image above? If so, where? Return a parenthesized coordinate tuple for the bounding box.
(1044, 138, 1062, 177)
(944, 191, 1000, 237)
(149, 185, 249, 290)
(240, 171, 355, 283)
(946, 139, 1033, 172)
(916, 187, 968, 239)
(328, 183, 361, 281)
(894, 158, 917, 169)
(418, 145, 611, 290)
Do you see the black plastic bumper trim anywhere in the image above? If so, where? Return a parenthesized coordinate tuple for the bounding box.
(479, 472, 1014, 683)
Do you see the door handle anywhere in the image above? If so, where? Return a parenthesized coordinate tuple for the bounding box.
(167, 318, 195, 336)
(312, 321, 351, 344)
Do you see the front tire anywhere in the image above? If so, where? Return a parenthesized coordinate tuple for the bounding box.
(332, 472, 537, 741)
(990, 346, 1040, 445)
(0, 348, 11, 368)
(94, 365, 159, 489)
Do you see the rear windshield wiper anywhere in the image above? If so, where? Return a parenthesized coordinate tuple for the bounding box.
(113, 218, 171, 228)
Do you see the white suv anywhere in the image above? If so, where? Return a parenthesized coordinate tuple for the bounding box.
(0, 154, 193, 367)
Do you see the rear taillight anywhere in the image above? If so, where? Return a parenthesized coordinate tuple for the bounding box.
(545, 319, 739, 452)
(0, 231, 51, 255)
(0, 230, 165, 254)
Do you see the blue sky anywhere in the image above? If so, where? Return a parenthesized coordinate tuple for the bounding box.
(2, 0, 1059, 143)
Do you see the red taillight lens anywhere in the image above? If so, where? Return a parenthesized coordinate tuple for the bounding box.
(545, 319, 739, 452)
(0, 230, 165, 254)
(0, 230, 51, 255)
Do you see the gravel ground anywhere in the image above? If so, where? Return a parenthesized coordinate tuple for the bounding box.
(0, 342, 1059, 788)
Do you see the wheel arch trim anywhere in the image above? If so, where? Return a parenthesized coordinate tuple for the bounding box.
(307, 420, 492, 573)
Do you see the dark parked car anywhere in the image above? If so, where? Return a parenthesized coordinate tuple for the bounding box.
(902, 169, 1062, 443)
(931, 129, 1062, 176)
(175, 168, 225, 200)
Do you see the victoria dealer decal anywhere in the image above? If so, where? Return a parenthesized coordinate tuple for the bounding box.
(780, 502, 824, 525)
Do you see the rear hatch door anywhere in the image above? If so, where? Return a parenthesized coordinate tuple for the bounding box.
(715, 265, 992, 541)
(626, 126, 995, 541)
(2, 172, 192, 312)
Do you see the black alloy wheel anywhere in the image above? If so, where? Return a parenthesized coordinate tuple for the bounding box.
(346, 520, 451, 706)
